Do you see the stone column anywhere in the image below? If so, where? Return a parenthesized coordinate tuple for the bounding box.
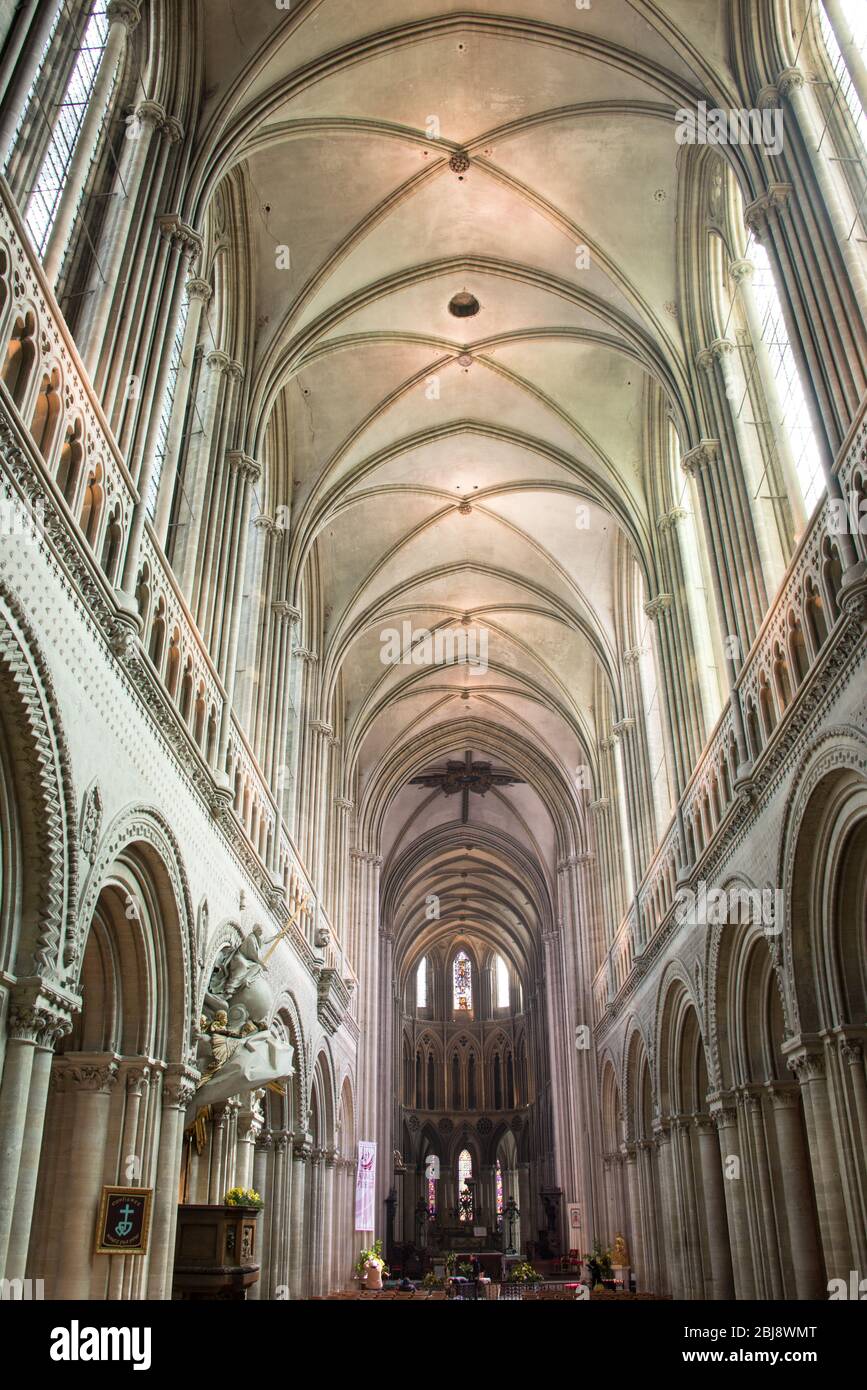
(288, 1137, 310, 1298)
(322, 1149, 337, 1294)
(146, 1066, 197, 1300)
(236, 1093, 264, 1192)
(215, 455, 262, 771)
(174, 349, 229, 592)
(710, 1094, 755, 1299)
(107, 1063, 151, 1300)
(623, 1143, 644, 1290)
(41, 1, 141, 285)
(766, 1083, 824, 1298)
(0, 1001, 69, 1280)
(777, 67, 867, 323)
(117, 218, 202, 608)
(53, 1056, 119, 1298)
(787, 1047, 852, 1277)
(79, 97, 168, 378)
(823, 0, 867, 116)
(153, 276, 212, 546)
(247, 1132, 272, 1301)
(268, 1132, 289, 1297)
(653, 1122, 681, 1297)
(208, 1104, 230, 1203)
(742, 1089, 783, 1299)
(694, 1114, 734, 1299)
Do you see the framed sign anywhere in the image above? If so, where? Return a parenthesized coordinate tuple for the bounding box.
(94, 1187, 153, 1256)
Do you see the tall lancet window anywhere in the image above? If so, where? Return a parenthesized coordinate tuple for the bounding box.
(495, 1160, 504, 1222)
(819, 1, 867, 148)
(416, 956, 428, 1009)
(458, 1149, 473, 1221)
(24, 4, 113, 256)
(453, 951, 472, 1012)
(747, 242, 823, 512)
(495, 954, 510, 1008)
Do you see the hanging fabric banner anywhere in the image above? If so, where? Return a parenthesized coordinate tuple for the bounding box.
(355, 1140, 377, 1231)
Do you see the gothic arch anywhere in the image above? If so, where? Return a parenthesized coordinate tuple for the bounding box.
(0, 575, 77, 979)
(77, 805, 194, 1056)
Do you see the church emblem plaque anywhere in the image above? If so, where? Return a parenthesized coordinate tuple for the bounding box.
(94, 1187, 153, 1256)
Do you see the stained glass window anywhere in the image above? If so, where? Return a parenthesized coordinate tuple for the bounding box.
(427, 1176, 436, 1216)
(496, 954, 509, 1008)
(496, 1160, 504, 1221)
(453, 951, 472, 1012)
(416, 956, 427, 1009)
(458, 1149, 473, 1221)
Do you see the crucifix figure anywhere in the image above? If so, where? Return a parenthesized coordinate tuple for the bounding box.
(409, 749, 523, 823)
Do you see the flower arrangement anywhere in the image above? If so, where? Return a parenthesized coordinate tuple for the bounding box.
(421, 1271, 445, 1289)
(224, 1187, 264, 1209)
(354, 1238, 388, 1279)
(507, 1261, 543, 1283)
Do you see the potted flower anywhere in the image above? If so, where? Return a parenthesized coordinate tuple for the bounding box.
(224, 1187, 264, 1210)
(507, 1261, 543, 1284)
(355, 1238, 388, 1290)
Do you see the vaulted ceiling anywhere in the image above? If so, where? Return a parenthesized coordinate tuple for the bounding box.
(192, 0, 736, 972)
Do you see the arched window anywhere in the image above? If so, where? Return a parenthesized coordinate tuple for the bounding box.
(416, 956, 428, 1009)
(457, 1149, 473, 1222)
(453, 950, 472, 1012)
(495, 955, 510, 1009)
(495, 1160, 504, 1223)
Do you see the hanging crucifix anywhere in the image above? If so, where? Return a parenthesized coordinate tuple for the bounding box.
(409, 749, 523, 823)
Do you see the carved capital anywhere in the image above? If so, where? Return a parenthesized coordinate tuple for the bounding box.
(162, 1065, 199, 1109)
(643, 593, 673, 621)
(729, 258, 754, 286)
(681, 440, 719, 475)
(185, 276, 212, 305)
(227, 450, 260, 484)
(106, 0, 141, 29)
(657, 507, 687, 534)
(156, 215, 203, 266)
(787, 1050, 825, 1084)
(743, 184, 793, 240)
(777, 66, 805, 97)
(132, 99, 166, 130)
